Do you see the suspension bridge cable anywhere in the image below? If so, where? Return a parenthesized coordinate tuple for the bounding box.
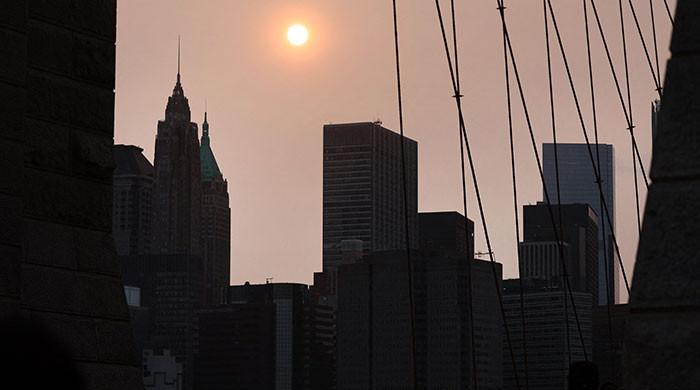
(434, 1, 524, 388)
(390, 1, 417, 386)
(662, 0, 675, 27)
(625, 0, 663, 96)
(649, 0, 662, 85)
(502, 2, 530, 386)
(496, 0, 589, 361)
(546, 0, 632, 296)
(448, 1, 479, 388)
(542, 0, 573, 366)
(619, 0, 644, 235)
(588, 0, 650, 189)
(583, 0, 617, 379)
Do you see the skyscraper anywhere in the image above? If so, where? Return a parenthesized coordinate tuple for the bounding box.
(542, 143, 616, 305)
(113, 145, 154, 256)
(323, 122, 418, 291)
(200, 112, 231, 304)
(152, 64, 202, 256)
(522, 203, 599, 303)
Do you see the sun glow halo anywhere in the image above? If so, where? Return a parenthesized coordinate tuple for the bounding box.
(287, 24, 309, 46)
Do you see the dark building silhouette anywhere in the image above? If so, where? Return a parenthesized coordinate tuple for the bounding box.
(502, 285, 593, 390)
(593, 304, 628, 388)
(522, 203, 599, 303)
(0, 2, 142, 388)
(200, 112, 231, 304)
(194, 283, 334, 389)
(122, 254, 204, 390)
(152, 64, 203, 256)
(113, 144, 154, 255)
(542, 143, 617, 305)
(323, 122, 418, 292)
(337, 213, 502, 389)
(196, 303, 277, 390)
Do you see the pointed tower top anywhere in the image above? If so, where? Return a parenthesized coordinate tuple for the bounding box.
(177, 35, 181, 84)
(202, 105, 209, 137)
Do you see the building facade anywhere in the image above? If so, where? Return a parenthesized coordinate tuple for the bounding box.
(113, 145, 154, 255)
(323, 122, 418, 291)
(542, 143, 617, 305)
(200, 112, 231, 304)
(502, 289, 593, 390)
(151, 69, 202, 256)
(522, 203, 599, 303)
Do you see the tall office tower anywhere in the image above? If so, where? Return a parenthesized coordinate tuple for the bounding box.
(502, 287, 593, 390)
(200, 112, 231, 304)
(522, 203, 599, 302)
(195, 283, 334, 390)
(152, 65, 202, 256)
(337, 212, 502, 389)
(113, 145, 154, 256)
(542, 143, 616, 305)
(472, 259, 503, 390)
(0, 2, 142, 388)
(122, 254, 204, 390)
(323, 122, 418, 291)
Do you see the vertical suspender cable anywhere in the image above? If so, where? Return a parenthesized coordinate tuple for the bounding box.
(434, 1, 524, 388)
(449, 0, 480, 388)
(502, 0, 530, 386)
(619, 0, 644, 235)
(390, 1, 417, 387)
(542, 0, 572, 365)
(584, 0, 616, 379)
(497, 0, 589, 361)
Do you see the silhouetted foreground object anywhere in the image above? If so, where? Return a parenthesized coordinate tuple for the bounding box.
(0, 1, 142, 388)
(568, 361, 598, 390)
(0, 318, 83, 389)
(625, 1, 700, 388)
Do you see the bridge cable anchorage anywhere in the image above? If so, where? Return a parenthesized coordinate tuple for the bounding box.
(448, 0, 480, 387)
(390, 1, 418, 387)
(542, 0, 573, 366)
(434, 1, 523, 388)
(587, 0, 650, 189)
(618, 0, 644, 235)
(583, 0, 617, 379)
(502, 1, 530, 387)
(496, 0, 590, 361)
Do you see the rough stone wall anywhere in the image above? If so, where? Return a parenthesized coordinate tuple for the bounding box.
(625, 1, 700, 388)
(0, 1, 143, 388)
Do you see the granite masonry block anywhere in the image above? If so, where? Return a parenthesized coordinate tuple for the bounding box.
(0, 83, 26, 141)
(0, 1, 27, 32)
(0, 28, 27, 85)
(21, 263, 80, 314)
(75, 228, 121, 276)
(24, 119, 113, 181)
(75, 273, 130, 320)
(30, 310, 99, 361)
(26, 72, 114, 134)
(22, 218, 78, 270)
(29, 0, 116, 40)
(0, 194, 22, 246)
(652, 56, 700, 180)
(0, 245, 21, 298)
(23, 167, 111, 231)
(0, 138, 23, 195)
(28, 20, 114, 87)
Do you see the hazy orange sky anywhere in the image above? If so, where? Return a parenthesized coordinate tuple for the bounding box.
(115, 0, 675, 301)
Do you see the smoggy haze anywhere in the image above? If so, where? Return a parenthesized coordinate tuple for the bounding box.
(115, 0, 674, 301)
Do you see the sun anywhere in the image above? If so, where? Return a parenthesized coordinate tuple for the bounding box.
(287, 24, 309, 46)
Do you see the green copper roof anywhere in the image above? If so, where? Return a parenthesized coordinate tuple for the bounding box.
(200, 112, 223, 181)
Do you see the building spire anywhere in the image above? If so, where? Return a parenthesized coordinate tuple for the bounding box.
(203, 101, 209, 138)
(177, 35, 181, 85)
